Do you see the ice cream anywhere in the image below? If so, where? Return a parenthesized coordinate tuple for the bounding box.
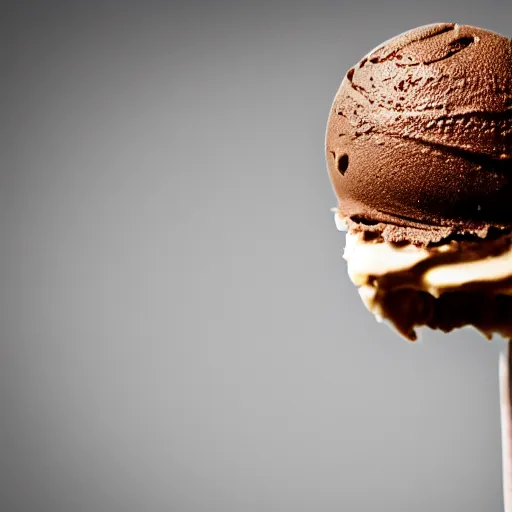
(326, 23, 512, 340)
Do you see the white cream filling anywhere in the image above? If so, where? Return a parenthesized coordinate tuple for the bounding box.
(424, 251, 512, 291)
(343, 231, 430, 286)
(333, 210, 348, 232)
(343, 230, 512, 296)
(335, 211, 512, 339)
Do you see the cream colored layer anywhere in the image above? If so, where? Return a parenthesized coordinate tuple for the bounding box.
(343, 231, 512, 296)
(344, 231, 430, 286)
(335, 209, 512, 339)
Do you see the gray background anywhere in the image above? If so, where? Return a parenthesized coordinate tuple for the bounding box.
(2, 1, 511, 511)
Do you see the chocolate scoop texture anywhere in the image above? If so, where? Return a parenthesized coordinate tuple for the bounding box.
(326, 23, 512, 245)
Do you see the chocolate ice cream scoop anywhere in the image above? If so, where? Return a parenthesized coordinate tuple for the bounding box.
(326, 23, 512, 245)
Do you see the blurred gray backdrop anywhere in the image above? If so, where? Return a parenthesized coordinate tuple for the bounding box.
(2, 1, 511, 511)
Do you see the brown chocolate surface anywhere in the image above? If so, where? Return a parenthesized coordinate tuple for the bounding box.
(377, 289, 512, 341)
(346, 230, 512, 339)
(326, 23, 512, 245)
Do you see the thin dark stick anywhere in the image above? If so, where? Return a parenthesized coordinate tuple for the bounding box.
(500, 342, 512, 512)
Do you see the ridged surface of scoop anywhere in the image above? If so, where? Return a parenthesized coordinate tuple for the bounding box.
(326, 23, 512, 244)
